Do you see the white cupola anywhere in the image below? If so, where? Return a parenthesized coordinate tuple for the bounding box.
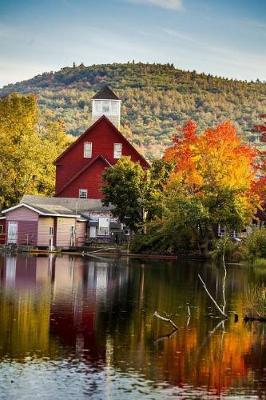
(91, 86, 121, 128)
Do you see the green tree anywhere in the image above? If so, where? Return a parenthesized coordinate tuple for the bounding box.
(102, 157, 172, 232)
(102, 157, 146, 231)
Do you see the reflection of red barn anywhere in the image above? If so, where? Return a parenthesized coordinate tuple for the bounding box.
(55, 87, 149, 199)
(50, 305, 105, 363)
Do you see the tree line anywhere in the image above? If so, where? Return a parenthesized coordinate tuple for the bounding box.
(1, 62, 265, 160)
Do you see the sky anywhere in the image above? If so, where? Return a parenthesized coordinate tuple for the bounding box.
(0, 0, 265, 87)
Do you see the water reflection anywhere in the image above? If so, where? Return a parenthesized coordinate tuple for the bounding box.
(0, 254, 265, 398)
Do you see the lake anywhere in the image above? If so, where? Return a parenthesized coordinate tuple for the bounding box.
(0, 254, 265, 399)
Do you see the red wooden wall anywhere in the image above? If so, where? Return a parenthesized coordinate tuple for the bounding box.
(58, 157, 108, 199)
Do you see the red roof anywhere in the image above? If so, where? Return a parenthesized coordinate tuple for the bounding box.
(55, 115, 149, 168)
(55, 155, 111, 196)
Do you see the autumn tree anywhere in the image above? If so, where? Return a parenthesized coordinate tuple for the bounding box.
(0, 94, 71, 208)
(162, 120, 261, 255)
(251, 114, 266, 142)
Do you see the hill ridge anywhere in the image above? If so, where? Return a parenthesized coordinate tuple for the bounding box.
(1, 62, 265, 159)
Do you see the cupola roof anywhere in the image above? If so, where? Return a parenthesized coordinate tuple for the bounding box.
(92, 85, 120, 100)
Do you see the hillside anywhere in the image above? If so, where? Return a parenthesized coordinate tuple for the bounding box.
(1, 62, 265, 159)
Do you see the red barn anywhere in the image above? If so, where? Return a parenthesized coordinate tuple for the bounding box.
(55, 86, 149, 199)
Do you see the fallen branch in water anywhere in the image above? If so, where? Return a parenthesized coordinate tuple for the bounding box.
(198, 274, 228, 319)
(154, 328, 178, 343)
(244, 315, 266, 323)
(153, 311, 178, 330)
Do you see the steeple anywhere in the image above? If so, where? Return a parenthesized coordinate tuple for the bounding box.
(91, 86, 121, 128)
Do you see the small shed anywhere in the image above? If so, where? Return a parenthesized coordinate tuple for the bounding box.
(2, 203, 85, 249)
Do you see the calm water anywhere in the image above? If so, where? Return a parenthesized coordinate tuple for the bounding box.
(0, 254, 265, 399)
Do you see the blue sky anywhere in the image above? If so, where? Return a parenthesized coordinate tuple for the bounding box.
(0, 0, 265, 87)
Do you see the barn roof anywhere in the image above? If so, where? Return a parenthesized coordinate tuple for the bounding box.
(92, 86, 120, 100)
(55, 115, 149, 168)
(55, 155, 112, 197)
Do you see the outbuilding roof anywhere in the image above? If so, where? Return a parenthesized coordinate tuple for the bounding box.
(21, 195, 113, 213)
(2, 203, 79, 218)
(92, 86, 120, 100)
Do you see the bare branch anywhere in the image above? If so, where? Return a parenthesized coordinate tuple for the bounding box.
(198, 274, 228, 318)
(153, 311, 178, 330)
(222, 258, 227, 314)
(187, 304, 191, 316)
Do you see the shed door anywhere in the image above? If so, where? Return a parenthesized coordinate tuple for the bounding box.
(8, 222, 18, 244)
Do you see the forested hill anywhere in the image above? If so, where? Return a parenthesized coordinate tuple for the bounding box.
(1, 62, 265, 159)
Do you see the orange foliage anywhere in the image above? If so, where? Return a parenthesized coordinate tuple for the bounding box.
(163, 120, 264, 220)
(164, 121, 257, 189)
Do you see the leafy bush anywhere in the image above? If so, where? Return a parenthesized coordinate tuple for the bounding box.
(130, 221, 197, 255)
(245, 228, 266, 259)
(210, 237, 244, 262)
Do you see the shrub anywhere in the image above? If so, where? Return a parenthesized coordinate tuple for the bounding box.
(245, 228, 266, 259)
(210, 236, 243, 262)
(130, 222, 197, 255)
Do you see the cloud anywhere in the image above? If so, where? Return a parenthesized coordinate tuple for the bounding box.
(127, 0, 183, 11)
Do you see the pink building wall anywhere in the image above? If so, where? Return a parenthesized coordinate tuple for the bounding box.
(56, 217, 76, 248)
(6, 207, 38, 246)
(38, 217, 55, 247)
(76, 221, 87, 246)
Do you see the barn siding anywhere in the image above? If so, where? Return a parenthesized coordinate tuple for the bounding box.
(58, 157, 108, 199)
(38, 217, 55, 247)
(55, 117, 148, 198)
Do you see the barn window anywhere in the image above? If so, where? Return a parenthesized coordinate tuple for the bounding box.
(49, 227, 54, 235)
(84, 142, 92, 158)
(114, 143, 122, 159)
(0, 225, 3, 234)
(79, 189, 88, 199)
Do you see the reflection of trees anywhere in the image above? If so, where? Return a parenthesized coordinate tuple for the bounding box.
(95, 260, 266, 395)
(0, 290, 52, 358)
(0, 255, 59, 359)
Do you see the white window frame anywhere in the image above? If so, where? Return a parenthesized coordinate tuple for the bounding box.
(102, 100, 110, 113)
(98, 217, 110, 236)
(114, 143, 122, 159)
(84, 142, 92, 158)
(49, 227, 54, 236)
(79, 189, 88, 199)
